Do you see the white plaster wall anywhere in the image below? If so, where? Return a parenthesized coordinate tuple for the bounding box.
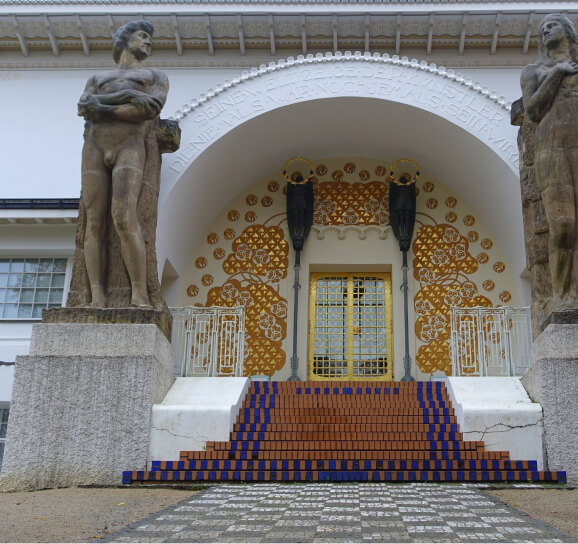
(0, 366, 14, 403)
(0, 63, 523, 202)
(0, 225, 76, 254)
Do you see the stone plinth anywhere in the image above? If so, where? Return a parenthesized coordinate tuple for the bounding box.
(43, 307, 172, 341)
(522, 324, 578, 484)
(0, 324, 174, 491)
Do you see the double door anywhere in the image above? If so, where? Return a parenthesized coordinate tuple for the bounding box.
(308, 272, 393, 381)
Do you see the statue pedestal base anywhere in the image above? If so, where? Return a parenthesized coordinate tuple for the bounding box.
(521, 324, 578, 484)
(0, 324, 174, 491)
(43, 307, 172, 341)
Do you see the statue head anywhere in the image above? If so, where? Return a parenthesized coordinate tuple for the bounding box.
(538, 13, 577, 57)
(113, 20, 155, 64)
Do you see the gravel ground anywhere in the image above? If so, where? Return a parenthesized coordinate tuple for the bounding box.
(0, 485, 575, 543)
(484, 486, 578, 541)
(0, 486, 201, 542)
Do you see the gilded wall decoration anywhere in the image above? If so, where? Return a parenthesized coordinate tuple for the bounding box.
(413, 223, 493, 374)
(185, 158, 516, 379)
(313, 180, 390, 227)
(188, 183, 290, 376)
(413, 184, 514, 375)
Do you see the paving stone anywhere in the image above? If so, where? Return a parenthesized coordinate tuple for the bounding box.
(104, 483, 575, 543)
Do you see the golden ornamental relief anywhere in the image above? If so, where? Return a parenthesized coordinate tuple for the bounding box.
(313, 181, 390, 227)
(222, 224, 289, 280)
(206, 276, 288, 377)
(413, 222, 492, 375)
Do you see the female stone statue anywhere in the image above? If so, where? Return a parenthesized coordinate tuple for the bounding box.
(521, 13, 578, 311)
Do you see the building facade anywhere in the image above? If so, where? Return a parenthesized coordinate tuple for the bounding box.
(1, 0, 572, 469)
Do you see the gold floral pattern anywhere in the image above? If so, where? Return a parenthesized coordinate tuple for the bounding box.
(445, 212, 457, 223)
(413, 223, 491, 374)
(228, 210, 240, 222)
(195, 257, 208, 269)
(224, 228, 236, 240)
(213, 248, 225, 260)
(493, 261, 505, 273)
(246, 194, 258, 206)
(206, 224, 290, 376)
(483, 280, 495, 291)
(245, 211, 257, 223)
(267, 181, 279, 192)
(463, 215, 475, 226)
(426, 198, 438, 209)
(261, 196, 273, 207)
(186, 284, 199, 297)
(207, 232, 219, 244)
(423, 182, 435, 193)
(468, 231, 479, 243)
(445, 197, 457, 208)
(202, 274, 214, 286)
(481, 238, 493, 250)
(313, 181, 390, 226)
(499, 291, 512, 303)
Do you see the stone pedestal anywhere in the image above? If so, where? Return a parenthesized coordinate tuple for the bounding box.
(521, 324, 578, 484)
(0, 324, 174, 491)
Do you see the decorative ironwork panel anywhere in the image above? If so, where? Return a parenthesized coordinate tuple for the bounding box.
(309, 273, 392, 381)
(170, 306, 245, 378)
(451, 307, 531, 377)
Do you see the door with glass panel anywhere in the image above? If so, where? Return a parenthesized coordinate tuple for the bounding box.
(308, 273, 393, 381)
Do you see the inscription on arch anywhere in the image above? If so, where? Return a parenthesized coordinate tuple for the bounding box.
(163, 59, 518, 196)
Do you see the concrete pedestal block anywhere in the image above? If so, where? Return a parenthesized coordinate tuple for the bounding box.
(522, 324, 578, 484)
(0, 324, 174, 491)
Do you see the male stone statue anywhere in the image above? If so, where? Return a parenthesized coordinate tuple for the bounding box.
(77, 20, 168, 309)
(521, 13, 578, 313)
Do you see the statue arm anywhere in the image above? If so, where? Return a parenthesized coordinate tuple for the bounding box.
(77, 71, 168, 122)
(522, 62, 578, 123)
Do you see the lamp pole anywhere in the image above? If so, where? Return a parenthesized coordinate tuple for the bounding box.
(284, 157, 315, 382)
(288, 250, 301, 381)
(388, 159, 419, 382)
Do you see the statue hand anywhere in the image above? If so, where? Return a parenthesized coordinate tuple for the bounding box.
(556, 60, 578, 75)
(78, 95, 104, 121)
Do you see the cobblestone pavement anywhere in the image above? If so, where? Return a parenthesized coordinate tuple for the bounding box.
(105, 483, 574, 543)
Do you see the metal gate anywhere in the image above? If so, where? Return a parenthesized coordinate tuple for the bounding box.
(450, 307, 532, 377)
(170, 306, 245, 377)
(308, 273, 393, 381)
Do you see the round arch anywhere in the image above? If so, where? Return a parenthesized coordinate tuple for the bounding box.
(156, 54, 525, 303)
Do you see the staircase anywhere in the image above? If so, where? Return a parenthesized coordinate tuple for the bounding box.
(123, 381, 566, 484)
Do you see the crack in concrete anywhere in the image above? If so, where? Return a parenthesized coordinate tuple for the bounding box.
(465, 417, 544, 442)
(150, 426, 209, 443)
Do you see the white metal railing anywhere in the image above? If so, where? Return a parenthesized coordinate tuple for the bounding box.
(450, 307, 532, 377)
(170, 306, 245, 378)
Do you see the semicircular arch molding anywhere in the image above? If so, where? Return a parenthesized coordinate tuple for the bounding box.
(161, 54, 518, 203)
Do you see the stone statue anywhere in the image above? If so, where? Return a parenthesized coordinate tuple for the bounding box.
(511, 99, 552, 337)
(520, 13, 578, 314)
(44, 20, 179, 338)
